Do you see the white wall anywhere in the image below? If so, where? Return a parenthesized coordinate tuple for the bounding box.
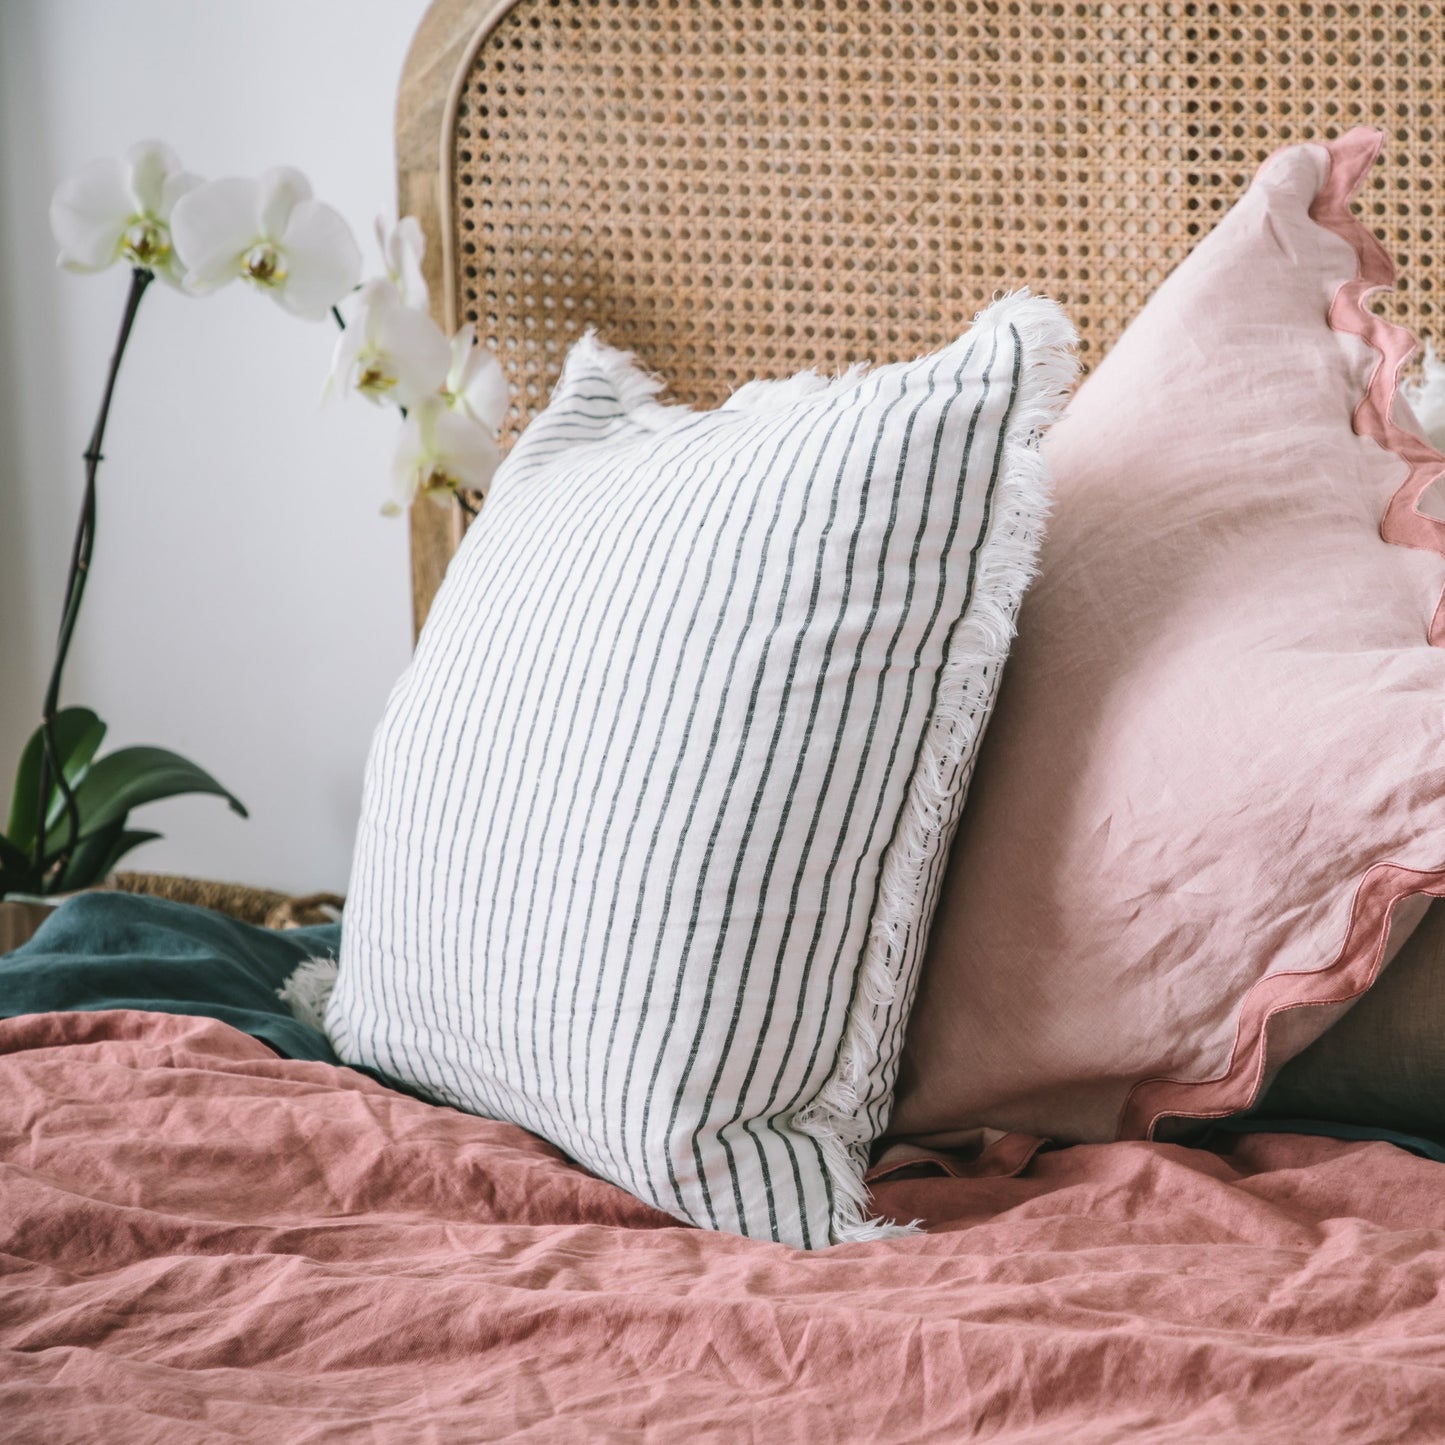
(0, 0, 433, 892)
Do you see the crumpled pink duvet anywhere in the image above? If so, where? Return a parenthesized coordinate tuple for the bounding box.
(2, 1010, 1443, 1443)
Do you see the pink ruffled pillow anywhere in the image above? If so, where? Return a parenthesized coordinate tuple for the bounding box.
(892, 129, 1445, 1146)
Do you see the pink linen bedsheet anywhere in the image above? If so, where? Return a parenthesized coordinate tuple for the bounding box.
(3, 1009, 1444, 1443)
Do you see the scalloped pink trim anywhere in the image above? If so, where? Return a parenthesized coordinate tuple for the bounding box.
(1313, 128, 1445, 643)
(1122, 863, 1445, 1138)
(1119, 129, 1445, 1140)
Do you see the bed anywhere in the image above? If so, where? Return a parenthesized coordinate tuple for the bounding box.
(5, 2, 1445, 1439)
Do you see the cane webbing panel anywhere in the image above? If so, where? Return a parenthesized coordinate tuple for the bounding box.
(447, 0, 1442, 451)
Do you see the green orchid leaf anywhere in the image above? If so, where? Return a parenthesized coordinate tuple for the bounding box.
(70, 745, 247, 840)
(6, 708, 107, 853)
(0, 829, 41, 899)
(54, 822, 162, 894)
(95, 828, 163, 879)
(51, 819, 123, 895)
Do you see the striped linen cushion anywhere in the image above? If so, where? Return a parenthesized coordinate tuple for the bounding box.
(326, 292, 1076, 1247)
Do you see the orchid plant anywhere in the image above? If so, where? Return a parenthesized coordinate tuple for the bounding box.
(0, 140, 507, 900)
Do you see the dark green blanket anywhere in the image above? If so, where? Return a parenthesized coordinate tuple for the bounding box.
(0, 891, 341, 1065)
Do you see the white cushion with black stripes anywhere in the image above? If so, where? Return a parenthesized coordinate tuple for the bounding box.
(327, 294, 1075, 1247)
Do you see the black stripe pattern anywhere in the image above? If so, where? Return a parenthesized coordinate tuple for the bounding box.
(327, 296, 1073, 1247)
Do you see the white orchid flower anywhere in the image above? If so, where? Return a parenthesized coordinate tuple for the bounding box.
(443, 323, 509, 431)
(376, 215, 428, 311)
(1403, 339, 1445, 452)
(387, 396, 501, 514)
(49, 140, 202, 287)
(170, 166, 361, 320)
(326, 280, 450, 408)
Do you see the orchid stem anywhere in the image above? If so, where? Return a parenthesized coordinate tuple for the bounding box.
(33, 266, 153, 887)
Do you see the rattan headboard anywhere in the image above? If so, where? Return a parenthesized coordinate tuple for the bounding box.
(399, 0, 1444, 631)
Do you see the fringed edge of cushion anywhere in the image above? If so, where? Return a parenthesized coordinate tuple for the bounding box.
(792, 289, 1081, 1244)
(278, 956, 340, 1033)
(559, 328, 671, 419)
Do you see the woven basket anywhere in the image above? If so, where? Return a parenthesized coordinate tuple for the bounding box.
(110, 873, 344, 929)
(0, 874, 344, 956)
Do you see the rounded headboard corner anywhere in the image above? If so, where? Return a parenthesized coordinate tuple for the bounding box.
(402, 0, 1443, 631)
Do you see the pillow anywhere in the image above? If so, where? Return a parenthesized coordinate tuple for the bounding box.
(891, 129, 1445, 1148)
(325, 296, 1077, 1247)
(1258, 897, 1445, 1138)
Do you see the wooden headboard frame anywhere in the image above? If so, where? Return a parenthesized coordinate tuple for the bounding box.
(398, 0, 1444, 636)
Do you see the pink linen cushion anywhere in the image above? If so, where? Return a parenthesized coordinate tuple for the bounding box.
(892, 130, 1445, 1146)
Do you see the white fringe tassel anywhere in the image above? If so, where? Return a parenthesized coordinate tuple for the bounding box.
(277, 956, 340, 1032)
(793, 289, 1081, 1244)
